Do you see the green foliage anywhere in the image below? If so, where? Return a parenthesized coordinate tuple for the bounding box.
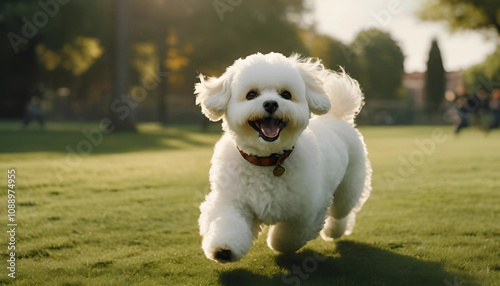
(425, 39, 446, 112)
(0, 122, 499, 285)
(131, 42, 160, 86)
(182, 0, 308, 75)
(0, 0, 110, 119)
(462, 45, 500, 92)
(0, 2, 45, 117)
(0, 0, 309, 120)
(349, 29, 405, 100)
(300, 30, 351, 71)
(37, 36, 104, 76)
(418, 0, 500, 34)
(130, 0, 308, 78)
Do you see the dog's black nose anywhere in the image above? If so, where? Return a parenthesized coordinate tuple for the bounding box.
(263, 100, 279, 114)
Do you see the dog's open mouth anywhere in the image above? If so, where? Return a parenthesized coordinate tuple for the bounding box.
(248, 117, 288, 142)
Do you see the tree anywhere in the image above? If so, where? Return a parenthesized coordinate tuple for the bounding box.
(349, 29, 405, 100)
(129, 0, 308, 124)
(108, 0, 136, 131)
(0, 2, 43, 118)
(418, 0, 500, 35)
(299, 30, 351, 71)
(1, 0, 310, 124)
(0, 0, 110, 119)
(129, 0, 192, 125)
(183, 0, 308, 75)
(425, 39, 446, 113)
(462, 45, 500, 92)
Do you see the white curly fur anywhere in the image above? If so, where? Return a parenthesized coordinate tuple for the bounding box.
(195, 52, 372, 263)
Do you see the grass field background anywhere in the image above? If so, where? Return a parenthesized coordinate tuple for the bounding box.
(0, 121, 499, 285)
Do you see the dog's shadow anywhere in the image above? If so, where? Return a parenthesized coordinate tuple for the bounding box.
(219, 240, 475, 286)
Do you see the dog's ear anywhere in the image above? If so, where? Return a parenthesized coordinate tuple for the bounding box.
(195, 70, 233, 121)
(297, 58, 331, 115)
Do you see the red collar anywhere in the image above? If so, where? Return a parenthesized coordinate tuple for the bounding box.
(237, 147, 294, 176)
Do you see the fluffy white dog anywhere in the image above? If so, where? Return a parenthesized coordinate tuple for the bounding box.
(195, 52, 372, 263)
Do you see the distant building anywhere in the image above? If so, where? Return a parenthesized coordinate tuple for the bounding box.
(445, 71, 462, 93)
(403, 72, 425, 110)
(403, 70, 462, 110)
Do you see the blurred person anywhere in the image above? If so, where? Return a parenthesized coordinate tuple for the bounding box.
(443, 90, 460, 124)
(488, 89, 500, 131)
(22, 85, 44, 129)
(454, 84, 470, 134)
(475, 88, 490, 129)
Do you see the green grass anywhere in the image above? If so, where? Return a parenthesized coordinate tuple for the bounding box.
(0, 121, 499, 285)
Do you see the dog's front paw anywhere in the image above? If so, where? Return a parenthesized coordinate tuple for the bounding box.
(213, 248, 234, 263)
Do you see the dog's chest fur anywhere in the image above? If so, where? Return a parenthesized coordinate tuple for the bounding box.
(236, 165, 313, 224)
(210, 134, 340, 225)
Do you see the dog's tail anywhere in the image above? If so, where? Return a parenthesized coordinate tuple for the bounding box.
(321, 68, 364, 125)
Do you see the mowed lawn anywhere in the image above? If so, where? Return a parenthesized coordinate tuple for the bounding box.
(0, 121, 499, 286)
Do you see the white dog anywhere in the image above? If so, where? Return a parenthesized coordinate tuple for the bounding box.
(195, 52, 372, 263)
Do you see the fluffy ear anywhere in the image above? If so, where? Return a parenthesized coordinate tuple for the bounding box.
(195, 71, 232, 121)
(297, 58, 331, 115)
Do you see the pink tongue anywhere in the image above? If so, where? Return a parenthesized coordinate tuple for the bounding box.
(261, 118, 280, 138)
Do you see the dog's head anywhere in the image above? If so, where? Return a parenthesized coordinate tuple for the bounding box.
(195, 53, 331, 155)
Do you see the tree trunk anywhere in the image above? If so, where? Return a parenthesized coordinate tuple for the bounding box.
(158, 32, 168, 125)
(108, 0, 137, 132)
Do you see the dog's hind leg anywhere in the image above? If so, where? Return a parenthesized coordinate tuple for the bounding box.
(267, 220, 310, 254)
(321, 144, 372, 240)
(267, 211, 326, 253)
(320, 214, 351, 241)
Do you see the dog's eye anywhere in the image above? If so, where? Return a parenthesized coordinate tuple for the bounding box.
(246, 91, 258, 100)
(280, 91, 292, 100)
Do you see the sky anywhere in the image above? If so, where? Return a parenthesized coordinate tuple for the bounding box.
(310, 0, 499, 73)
